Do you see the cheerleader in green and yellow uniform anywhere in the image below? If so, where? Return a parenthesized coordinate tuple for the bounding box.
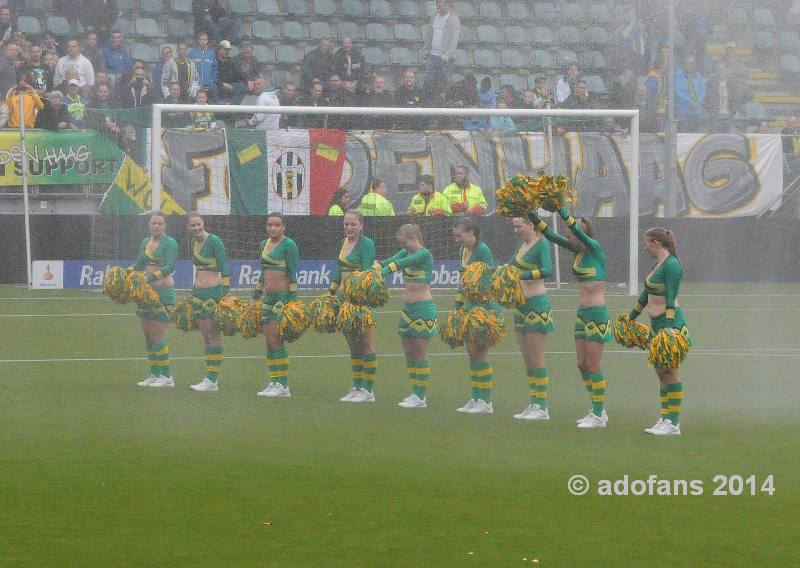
(330, 210, 378, 403)
(133, 211, 179, 388)
(452, 217, 499, 415)
(508, 216, 555, 421)
(377, 224, 437, 409)
(631, 227, 691, 436)
(530, 207, 612, 429)
(186, 212, 229, 393)
(252, 212, 300, 398)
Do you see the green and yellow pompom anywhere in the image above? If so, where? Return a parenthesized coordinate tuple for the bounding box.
(213, 294, 246, 337)
(612, 314, 651, 350)
(343, 270, 391, 307)
(440, 307, 466, 349)
(531, 172, 577, 213)
(308, 293, 341, 333)
(647, 329, 691, 368)
(173, 298, 195, 332)
(463, 306, 506, 349)
(102, 265, 128, 304)
(496, 174, 540, 219)
(491, 264, 526, 308)
(239, 299, 263, 338)
(124, 270, 151, 303)
(460, 262, 493, 303)
(275, 300, 310, 343)
(336, 301, 376, 336)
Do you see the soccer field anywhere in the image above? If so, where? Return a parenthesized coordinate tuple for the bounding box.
(0, 283, 797, 566)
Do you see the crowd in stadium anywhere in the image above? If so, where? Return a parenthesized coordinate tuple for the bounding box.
(0, 0, 798, 138)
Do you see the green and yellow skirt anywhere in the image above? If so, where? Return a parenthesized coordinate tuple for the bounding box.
(399, 300, 438, 338)
(514, 294, 555, 334)
(136, 286, 176, 322)
(191, 285, 226, 320)
(574, 305, 612, 344)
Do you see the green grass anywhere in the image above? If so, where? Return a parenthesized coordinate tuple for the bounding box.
(0, 283, 798, 566)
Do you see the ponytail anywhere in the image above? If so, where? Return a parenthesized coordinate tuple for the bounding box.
(645, 226, 679, 259)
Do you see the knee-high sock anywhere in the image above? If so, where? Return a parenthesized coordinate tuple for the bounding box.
(581, 370, 593, 395)
(588, 371, 606, 416)
(532, 367, 549, 410)
(147, 343, 159, 377)
(660, 387, 669, 418)
(269, 347, 289, 387)
(361, 353, 377, 392)
(152, 341, 170, 377)
(666, 382, 683, 425)
(470, 361, 493, 403)
(350, 352, 363, 390)
(413, 359, 430, 399)
(406, 357, 416, 392)
(205, 346, 223, 383)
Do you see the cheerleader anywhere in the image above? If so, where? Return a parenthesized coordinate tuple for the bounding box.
(631, 227, 691, 436)
(252, 212, 300, 398)
(186, 212, 229, 392)
(530, 207, 611, 428)
(329, 210, 378, 403)
(133, 211, 179, 388)
(377, 224, 437, 408)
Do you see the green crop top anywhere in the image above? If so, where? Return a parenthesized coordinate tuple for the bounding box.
(192, 233, 229, 287)
(132, 236, 178, 283)
(630, 255, 682, 325)
(531, 208, 606, 282)
(460, 241, 495, 273)
(510, 238, 552, 281)
(329, 235, 376, 292)
(254, 236, 299, 296)
(379, 247, 434, 284)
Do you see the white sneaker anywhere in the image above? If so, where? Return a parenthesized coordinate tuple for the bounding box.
(190, 378, 219, 392)
(644, 418, 665, 434)
(521, 404, 550, 421)
(150, 376, 175, 388)
(513, 404, 535, 419)
(456, 399, 477, 412)
(398, 393, 427, 408)
(577, 409, 608, 424)
(262, 383, 291, 398)
(464, 399, 493, 414)
(257, 382, 276, 397)
(651, 419, 681, 436)
(339, 387, 359, 402)
(137, 375, 158, 387)
(577, 412, 607, 429)
(351, 388, 375, 403)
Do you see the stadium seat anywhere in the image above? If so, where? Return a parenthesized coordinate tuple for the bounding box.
(558, 26, 584, 46)
(424, 0, 437, 17)
(499, 74, 524, 92)
(453, 48, 473, 67)
(113, 18, 134, 35)
(172, 0, 192, 12)
(272, 69, 292, 88)
(135, 18, 161, 38)
(16, 17, 42, 36)
(276, 45, 303, 64)
(453, 2, 477, 19)
(587, 26, 610, 45)
(531, 49, 554, 68)
(754, 31, 776, 51)
(473, 49, 499, 68)
(27, 0, 52, 11)
(564, 3, 581, 22)
(506, 2, 530, 20)
(311, 21, 334, 39)
(583, 74, 607, 95)
(394, 24, 420, 42)
(366, 22, 389, 40)
(342, 0, 367, 17)
(558, 49, 578, 67)
(253, 21, 276, 39)
(780, 54, 800, 74)
(338, 22, 364, 40)
(501, 48, 527, 68)
(389, 46, 417, 65)
(370, 0, 393, 18)
(141, 0, 165, 12)
(478, 25, 503, 44)
(533, 26, 556, 46)
(46, 17, 71, 36)
(256, 0, 281, 14)
(582, 50, 608, 69)
(166, 18, 190, 38)
(282, 21, 307, 40)
(397, 0, 420, 18)
(314, 0, 336, 16)
(362, 46, 387, 65)
(754, 8, 776, 27)
(253, 44, 274, 63)
(285, 0, 308, 15)
(229, 0, 250, 14)
(132, 43, 156, 62)
(504, 26, 529, 45)
(588, 3, 612, 24)
(480, 2, 503, 20)
(458, 26, 476, 42)
(116, 0, 137, 10)
(534, 3, 557, 24)
(781, 31, 800, 51)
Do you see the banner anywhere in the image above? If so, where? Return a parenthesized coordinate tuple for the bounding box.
(31, 260, 64, 289)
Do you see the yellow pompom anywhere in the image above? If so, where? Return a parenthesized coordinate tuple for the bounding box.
(612, 314, 651, 350)
(343, 270, 391, 307)
(239, 299, 263, 338)
(491, 264, 526, 308)
(336, 301, 376, 336)
(647, 329, 691, 368)
(309, 293, 341, 333)
(440, 307, 466, 349)
(496, 174, 541, 219)
(124, 270, 151, 303)
(463, 306, 506, 349)
(532, 172, 578, 212)
(460, 262, 493, 303)
(213, 294, 246, 336)
(173, 298, 195, 332)
(275, 300, 310, 342)
(102, 265, 128, 304)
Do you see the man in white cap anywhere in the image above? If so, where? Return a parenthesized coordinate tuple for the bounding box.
(211, 39, 244, 104)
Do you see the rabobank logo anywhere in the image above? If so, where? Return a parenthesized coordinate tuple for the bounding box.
(32, 260, 63, 289)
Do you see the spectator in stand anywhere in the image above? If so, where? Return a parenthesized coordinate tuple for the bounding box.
(359, 178, 396, 216)
(102, 30, 132, 90)
(6, 72, 43, 128)
(190, 89, 215, 130)
(478, 76, 496, 109)
(0, 41, 20, 99)
(499, 84, 519, 109)
(82, 32, 105, 76)
(161, 41, 200, 100)
(355, 63, 375, 101)
(233, 40, 259, 82)
(334, 37, 365, 94)
(95, 71, 109, 88)
(301, 38, 336, 93)
(300, 80, 326, 128)
(636, 83, 659, 133)
(211, 40, 244, 104)
(675, 54, 706, 132)
(610, 68, 637, 110)
(555, 63, 580, 105)
(54, 39, 95, 95)
(756, 120, 771, 134)
(394, 68, 423, 130)
(12, 33, 32, 65)
(359, 74, 393, 129)
(443, 165, 488, 215)
(65, 79, 89, 128)
(42, 33, 62, 59)
(0, 6, 14, 48)
(326, 188, 351, 216)
(78, 0, 118, 45)
(162, 82, 191, 127)
(248, 76, 280, 130)
(277, 81, 300, 129)
(43, 52, 58, 93)
(239, 75, 261, 106)
(119, 123, 145, 165)
(445, 73, 480, 130)
(28, 44, 48, 94)
(422, 0, 460, 105)
(189, 32, 217, 92)
(645, 46, 670, 132)
(323, 73, 353, 129)
(679, 5, 709, 71)
(781, 115, 800, 154)
(193, 0, 240, 45)
(409, 174, 452, 216)
(558, 80, 599, 133)
(706, 61, 743, 134)
(152, 46, 173, 97)
(489, 100, 516, 133)
(34, 91, 72, 130)
(118, 65, 156, 109)
(613, 6, 646, 73)
(87, 82, 122, 136)
(531, 75, 553, 109)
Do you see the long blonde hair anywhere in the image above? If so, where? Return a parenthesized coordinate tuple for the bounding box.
(397, 223, 424, 246)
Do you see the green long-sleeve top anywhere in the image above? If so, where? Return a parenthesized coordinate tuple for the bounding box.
(531, 208, 606, 282)
(254, 236, 299, 298)
(192, 233, 230, 287)
(379, 247, 434, 284)
(630, 255, 683, 326)
(132, 236, 179, 283)
(510, 238, 552, 281)
(459, 241, 495, 273)
(329, 235, 376, 292)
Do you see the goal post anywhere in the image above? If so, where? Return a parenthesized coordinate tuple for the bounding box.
(150, 104, 640, 296)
